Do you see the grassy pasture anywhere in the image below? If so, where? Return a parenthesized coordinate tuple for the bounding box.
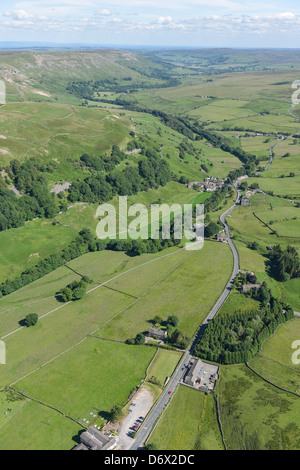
(228, 194, 300, 308)
(98, 241, 233, 341)
(146, 349, 182, 387)
(0, 392, 82, 450)
(254, 317, 300, 370)
(15, 337, 155, 419)
(136, 71, 299, 102)
(0, 102, 131, 181)
(149, 385, 223, 450)
(188, 98, 257, 123)
(228, 194, 300, 248)
(0, 247, 197, 387)
(0, 247, 189, 337)
(219, 363, 300, 450)
(218, 291, 260, 317)
(0, 218, 76, 283)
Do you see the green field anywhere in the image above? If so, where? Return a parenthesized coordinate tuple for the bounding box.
(146, 349, 182, 387)
(219, 363, 300, 450)
(0, 218, 76, 283)
(98, 241, 233, 341)
(0, 247, 195, 387)
(249, 318, 300, 394)
(0, 394, 82, 450)
(148, 385, 224, 450)
(14, 338, 155, 419)
(218, 291, 260, 317)
(0, 102, 131, 181)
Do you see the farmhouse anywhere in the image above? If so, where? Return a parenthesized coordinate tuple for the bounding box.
(73, 427, 117, 451)
(241, 283, 262, 293)
(184, 359, 219, 392)
(217, 233, 229, 243)
(148, 327, 167, 342)
(241, 197, 250, 207)
(185, 359, 206, 386)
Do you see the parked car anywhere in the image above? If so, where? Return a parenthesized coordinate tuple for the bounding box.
(139, 416, 144, 420)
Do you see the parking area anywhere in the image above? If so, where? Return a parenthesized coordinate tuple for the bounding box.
(117, 386, 155, 450)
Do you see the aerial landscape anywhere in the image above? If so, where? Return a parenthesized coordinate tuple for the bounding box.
(0, 0, 300, 455)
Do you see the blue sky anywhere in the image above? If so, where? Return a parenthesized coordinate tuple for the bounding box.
(0, 1, 300, 47)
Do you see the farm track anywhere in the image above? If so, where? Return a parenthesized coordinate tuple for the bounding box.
(0, 247, 190, 391)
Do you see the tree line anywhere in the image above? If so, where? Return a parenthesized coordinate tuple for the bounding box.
(194, 297, 294, 364)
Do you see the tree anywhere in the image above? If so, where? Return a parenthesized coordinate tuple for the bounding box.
(239, 181, 248, 191)
(178, 176, 189, 185)
(60, 287, 73, 302)
(24, 313, 38, 327)
(167, 315, 179, 327)
(135, 333, 145, 345)
(152, 315, 163, 325)
(249, 241, 259, 251)
(72, 287, 86, 300)
(145, 443, 158, 450)
(170, 329, 181, 345)
(204, 222, 220, 238)
(110, 404, 123, 422)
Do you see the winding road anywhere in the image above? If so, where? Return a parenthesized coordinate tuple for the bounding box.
(130, 183, 243, 450)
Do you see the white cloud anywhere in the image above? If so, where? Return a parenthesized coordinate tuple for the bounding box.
(98, 9, 111, 16)
(4, 9, 33, 20)
(274, 12, 295, 20)
(158, 16, 173, 24)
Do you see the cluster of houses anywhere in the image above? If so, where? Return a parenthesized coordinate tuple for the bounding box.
(241, 188, 265, 207)
(73, 427, 117, 451)
(188, 177, 224, 192)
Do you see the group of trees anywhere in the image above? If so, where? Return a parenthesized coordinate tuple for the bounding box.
(194, 298, 294, 364)
(68, 149, 172, 204)
(66, 69, 180, 100)
(204, 221, 221, 238)
(57, 277, 90, 302)
(267, 245, 300, 281)
(0, 158, 58, 232)
(204, 184, 233, 213)
(23, 313, 38, 328)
